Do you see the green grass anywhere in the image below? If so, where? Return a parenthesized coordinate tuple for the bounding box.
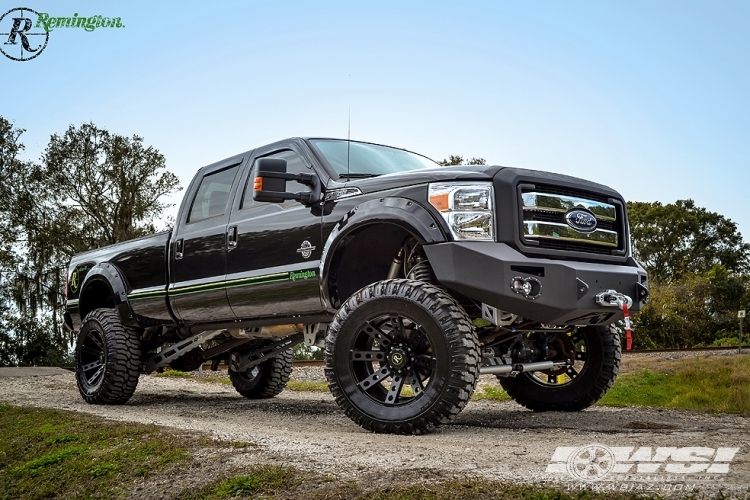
(285, 380, 330, 392)
(471, 386, 512, 402)
(182, 466, 661, 500)
(1, 404, 665, 500)
(599, 356, 750, 413)
(178, 465, 300, 500)
(156, 368, 193, 378)
(0, 403, 202, 499)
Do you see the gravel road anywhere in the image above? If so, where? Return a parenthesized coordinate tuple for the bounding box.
(1, 365, 749, 498)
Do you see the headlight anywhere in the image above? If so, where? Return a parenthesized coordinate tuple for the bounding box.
(428, 182, 494, 241)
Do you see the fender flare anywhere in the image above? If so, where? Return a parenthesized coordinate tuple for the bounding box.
(319, 197, 447, 309)
(79, 262, 136, 325)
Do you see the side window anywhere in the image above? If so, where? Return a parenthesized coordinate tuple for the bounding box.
(187, 164, 240, 223)
(241, 150, 311, 209)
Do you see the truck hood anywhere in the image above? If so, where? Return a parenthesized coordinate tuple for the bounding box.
(333, 164, 504, 194)
(333, 164, 616, 196)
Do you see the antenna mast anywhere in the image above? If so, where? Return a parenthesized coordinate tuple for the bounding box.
(346, 73, 352, 175)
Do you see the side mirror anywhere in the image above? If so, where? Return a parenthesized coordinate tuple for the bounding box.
(253, 158, 289, 203)
(253, 158, 322, 205)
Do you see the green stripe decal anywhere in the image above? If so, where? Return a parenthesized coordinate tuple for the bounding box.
(127, 269, 317, 301)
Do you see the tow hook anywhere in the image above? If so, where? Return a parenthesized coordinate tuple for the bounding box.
(595, 289, 634, 351)
(595, 290, 633, 308)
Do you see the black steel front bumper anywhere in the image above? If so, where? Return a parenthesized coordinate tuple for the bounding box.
(424, 242, 648, 325)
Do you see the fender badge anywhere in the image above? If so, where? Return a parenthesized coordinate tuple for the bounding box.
(296, 240, 316, 259)
(70, 270, 79, 293)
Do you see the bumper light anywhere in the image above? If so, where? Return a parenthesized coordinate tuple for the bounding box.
(428, 182, 494, 241)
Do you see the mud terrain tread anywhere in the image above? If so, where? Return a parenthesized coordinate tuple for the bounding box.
(499, 324, 621, 412)
(325, 279, 480, 435)
(75, 308, 141, 405)
(230, 348, 293, 399)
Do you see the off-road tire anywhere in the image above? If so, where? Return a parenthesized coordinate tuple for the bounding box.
(75, 308, 141, 405)
(325, 279, 480, 435)
(498, 324, 621, 411)
(229, 348, 293, 399)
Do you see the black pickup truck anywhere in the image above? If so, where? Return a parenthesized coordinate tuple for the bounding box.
(65, 137, 648, 434)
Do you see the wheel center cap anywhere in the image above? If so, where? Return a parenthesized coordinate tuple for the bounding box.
(388, 349, 406, 368)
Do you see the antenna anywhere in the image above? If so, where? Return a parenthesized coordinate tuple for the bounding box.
(346, 73, 352, 176)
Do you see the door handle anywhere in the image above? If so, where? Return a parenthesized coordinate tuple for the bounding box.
(227, 226, 238, 250)
(175, 239, 184, 260)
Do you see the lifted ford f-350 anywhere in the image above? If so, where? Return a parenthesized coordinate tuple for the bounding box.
(65, 137, 648, 434)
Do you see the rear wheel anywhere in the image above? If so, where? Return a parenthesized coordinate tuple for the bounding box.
(75, 308, 141, 404)
(229, 348, 293, 399)
(325, 279, 480, 435)
(498, 325, 620, 411)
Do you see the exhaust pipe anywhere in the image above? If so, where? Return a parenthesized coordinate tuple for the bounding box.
(479, 360, 568, 375)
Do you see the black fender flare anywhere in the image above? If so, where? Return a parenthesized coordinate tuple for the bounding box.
(79, 262, 136, 326)
(319, 197, 447, 309)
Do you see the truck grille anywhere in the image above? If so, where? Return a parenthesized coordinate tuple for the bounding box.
(520, 185, 624, 255)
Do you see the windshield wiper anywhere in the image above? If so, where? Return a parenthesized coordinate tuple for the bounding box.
(338, 173, 380, 179)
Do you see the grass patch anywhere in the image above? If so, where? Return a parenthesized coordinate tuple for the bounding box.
(1, 404, 664, 500)
(599, 355, 750, 413)
(183, 467, 660, 500)
(471, 386, 511, 402)
(156, 368, 193, 378)
(285, 380, 329, 392)
(179, 465, 300, 500)
(0, 403, 202, 499)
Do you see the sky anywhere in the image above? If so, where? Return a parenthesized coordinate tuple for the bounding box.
(2, 1, 749, 238)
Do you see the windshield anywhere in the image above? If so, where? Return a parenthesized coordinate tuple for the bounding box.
(309, 139, 438, 178)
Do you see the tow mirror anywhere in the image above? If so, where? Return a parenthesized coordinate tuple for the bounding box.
(253, 158, 322, 205)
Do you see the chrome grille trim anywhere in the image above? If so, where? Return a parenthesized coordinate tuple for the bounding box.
(521, 192, 616, 221)
(523, 222, 618, 247)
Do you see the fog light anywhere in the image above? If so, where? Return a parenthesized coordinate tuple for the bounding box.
(510, 276, 542, 300)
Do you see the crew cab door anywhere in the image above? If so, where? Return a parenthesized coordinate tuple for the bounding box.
(169, 158, 243, 323)
(225, 144, 323, 319)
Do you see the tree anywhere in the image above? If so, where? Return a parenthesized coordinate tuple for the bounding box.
(632, 265, 748, 348)
(438, 155, 486, 166)
(628, 200, 749, 348)
(40, 123, 181, 252)
(628, 200, 750, 283)
(0, 118, 181, 366)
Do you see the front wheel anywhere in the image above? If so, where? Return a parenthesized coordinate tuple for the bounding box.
(325, 279, 480, 435)
(498, 324, 621, 411)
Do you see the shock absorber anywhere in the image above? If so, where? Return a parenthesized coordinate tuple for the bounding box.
(386, 248, 404, 279)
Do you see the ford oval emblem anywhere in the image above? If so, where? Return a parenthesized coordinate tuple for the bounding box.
(565, 209, 598, 233)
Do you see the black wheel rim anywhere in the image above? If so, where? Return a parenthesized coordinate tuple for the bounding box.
(528, 329, 588, 387)
(238, 365, 261, 382)
(79, 327, 107, 392)
(349, 312, 436, 407)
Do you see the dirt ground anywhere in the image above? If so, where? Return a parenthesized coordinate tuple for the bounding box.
(1, 352, 749, 499)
